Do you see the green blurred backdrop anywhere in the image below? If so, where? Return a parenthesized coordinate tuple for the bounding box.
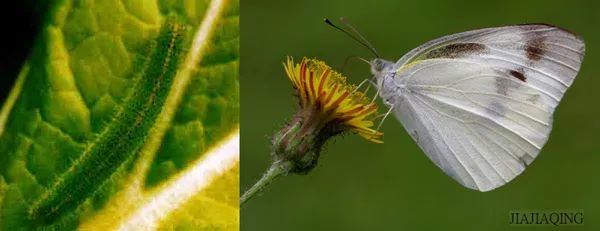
(241, 0, 599, 230)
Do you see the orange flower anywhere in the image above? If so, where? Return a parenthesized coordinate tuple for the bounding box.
(242, 57, 384, 204)
(283, 57, 382, 143)
(270, 57, 382, 174)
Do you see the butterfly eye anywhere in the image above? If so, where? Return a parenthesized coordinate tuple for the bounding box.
(371, 58, 384, 71)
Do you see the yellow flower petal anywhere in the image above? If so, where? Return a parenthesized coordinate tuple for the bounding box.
(283, 57, 383, 143)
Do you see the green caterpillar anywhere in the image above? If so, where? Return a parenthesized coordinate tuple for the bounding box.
(28, 18, 186, 224)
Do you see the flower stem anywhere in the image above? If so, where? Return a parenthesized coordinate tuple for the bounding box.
(241, 161, 292, 205)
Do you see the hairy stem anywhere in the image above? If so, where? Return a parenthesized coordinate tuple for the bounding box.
(241, 161, 292, 205)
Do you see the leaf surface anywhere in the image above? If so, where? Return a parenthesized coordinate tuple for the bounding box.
(0, 0, 239, 230)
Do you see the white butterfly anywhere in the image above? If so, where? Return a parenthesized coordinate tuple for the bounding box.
(365, 24, 585, 191)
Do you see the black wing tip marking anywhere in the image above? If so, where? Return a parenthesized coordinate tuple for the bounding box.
(515, 23, 584, 41)
(518, 23, 585, 62)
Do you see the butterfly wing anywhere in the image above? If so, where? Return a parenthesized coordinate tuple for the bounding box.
(389, 24, 585, 191)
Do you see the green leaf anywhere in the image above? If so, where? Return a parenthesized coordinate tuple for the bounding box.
(0, 0, 239, 230)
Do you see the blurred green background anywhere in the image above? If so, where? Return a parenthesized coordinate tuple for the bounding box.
(241, 0, 599, 230)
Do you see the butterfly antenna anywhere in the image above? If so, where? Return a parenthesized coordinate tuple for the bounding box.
(341, 55, 370, 73)
(339, 17, 379, 57)
(324, 18, 380, 58)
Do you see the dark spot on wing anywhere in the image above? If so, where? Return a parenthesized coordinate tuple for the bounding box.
(425, 43, 486, 59)
(495, 75, 520, 96)
(525, 37, 546, 61)
(496, 77, 509, 95)
(509, 70, 526, 82)
(487, 101, 506, 117)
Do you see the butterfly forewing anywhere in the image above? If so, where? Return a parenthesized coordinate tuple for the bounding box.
(384, 24, 584, 191)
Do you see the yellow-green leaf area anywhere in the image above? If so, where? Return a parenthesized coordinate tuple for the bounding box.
(158, 163, 239, 231)
(0, 0, 239, 230)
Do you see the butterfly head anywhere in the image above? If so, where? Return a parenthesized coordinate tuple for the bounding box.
(370, 58, 399, 101)
(370, 58, 394, 77)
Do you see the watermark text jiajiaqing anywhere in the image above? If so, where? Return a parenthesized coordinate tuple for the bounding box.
(509, 210, 584, 226)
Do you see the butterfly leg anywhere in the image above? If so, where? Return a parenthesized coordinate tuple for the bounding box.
(364, 78, 377, 95)
(370, 79, 384, 104)
(350, 78, 370, 95)
(374, 100, 394, 132)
